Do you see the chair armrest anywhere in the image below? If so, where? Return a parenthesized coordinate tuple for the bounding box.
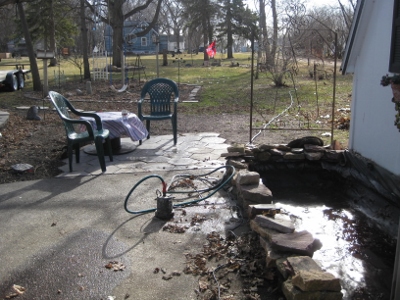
(64, 100, 104, 130)
(138, 97, 145, 118)
(77, 112, 104, 131)
(64, 118, 95, 136)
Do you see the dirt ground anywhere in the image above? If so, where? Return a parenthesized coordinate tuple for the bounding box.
(0, 80, 308, 184)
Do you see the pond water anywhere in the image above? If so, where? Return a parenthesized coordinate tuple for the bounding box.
(261, 168, 397, 300)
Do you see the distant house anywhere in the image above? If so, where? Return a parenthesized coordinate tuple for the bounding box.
(105, 21, 158, 54)
(104, 21, 185, 55)
(7, 39, 44, 57)
(341, 0, 400, 177)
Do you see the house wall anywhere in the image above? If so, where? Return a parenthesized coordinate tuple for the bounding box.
(349, 0, 400, 175)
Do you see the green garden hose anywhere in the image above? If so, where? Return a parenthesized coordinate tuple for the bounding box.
(124, 165, 235, 215)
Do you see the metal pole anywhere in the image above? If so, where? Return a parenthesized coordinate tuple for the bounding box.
(156, 40, 160, 78)
(330, 32, 337, 145)
(249, 28, 255, 144)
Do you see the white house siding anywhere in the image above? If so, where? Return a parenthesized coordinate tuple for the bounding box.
(349, 0, 400, 175)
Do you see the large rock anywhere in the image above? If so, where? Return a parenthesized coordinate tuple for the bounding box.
(248, 204, 281, 219)
(292, 270, 342, 292)
(239, 184, 273, 205)
(304, 152, 324, 161)
(254, 214, 295, 233)
(270, 231, 322, 257)
(284, 152, 305, 160)
(282, 279, 343, 300)
(253, 151, 271, 161)
(260, 236, 288, 268)
(227, 144, 245, 153)
(286, 256, 322, 274)
(235, 170, 260, 186)
(250, 219, 277, 240)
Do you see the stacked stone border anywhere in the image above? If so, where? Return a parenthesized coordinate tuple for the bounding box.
(222, 142, 349, 299)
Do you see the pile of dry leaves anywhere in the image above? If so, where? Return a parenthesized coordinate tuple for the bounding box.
(183, 231, 284, 300)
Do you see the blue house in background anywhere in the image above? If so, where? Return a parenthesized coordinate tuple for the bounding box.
(105, 21, 168, 54)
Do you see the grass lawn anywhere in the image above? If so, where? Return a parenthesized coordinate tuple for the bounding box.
(0, 52, 352, 147)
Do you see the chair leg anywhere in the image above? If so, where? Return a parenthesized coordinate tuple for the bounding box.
(75, 143, 80, 163)
(68, 144, 73, 172)
(146, 120, 151, 139)
(94, 136, 107, 172)
(106, 137, 113, 162)
(172, 116, 177, 145)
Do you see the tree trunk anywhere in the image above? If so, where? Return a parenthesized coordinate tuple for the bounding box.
(80, 0, 91, 80)
(17, 2, 41, 91)
(49, 0, 57, 67)
(227, 0, 233, 59)
(270, 0, 278, 67)
(111, 0, 124, 68)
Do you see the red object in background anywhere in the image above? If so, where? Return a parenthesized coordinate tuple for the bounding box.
(206, 40, 216, 58)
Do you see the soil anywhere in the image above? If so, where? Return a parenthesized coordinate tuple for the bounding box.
(1, 80, 287, 184)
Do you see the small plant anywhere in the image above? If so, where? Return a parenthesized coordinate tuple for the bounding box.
(380, 74, 400, 86)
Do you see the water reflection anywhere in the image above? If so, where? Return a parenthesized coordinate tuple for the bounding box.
(275, 202, 394, 299)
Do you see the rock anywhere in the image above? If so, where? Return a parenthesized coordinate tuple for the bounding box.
(282, 279, 343, 300)
(284, 152, 305, 160)
(292, 270, 342, 292)
(270, 148, 286, 156)
(239, 184, 273, 205)
(86, 81, 92, 94)
(260, 236, 288, 268)
(324, 150, 345, 162)
(254, 214, 295, 233)
(304, 144, 325, 152)
(254, 151, 271, 161)
(76, 89, 83, 95)
(287, 136, 324, 148)
(250, 219, 277, 240)
(11, 163, 34, 173)
(286, 256, 322, 274)
(259, 144, 276, 151)
(304, 152, 324, 161)
(226, 159, 247, 169)
(227, 144, 245, 153)
(276, 144, 291, 151)
(270, 231, 322, 257)
(248, 204, 281, 219)
(235, 170, 260, 186)
(221, 152, 244, 157)
(291, 148, 304, 154)
(26, 106, 41, 120)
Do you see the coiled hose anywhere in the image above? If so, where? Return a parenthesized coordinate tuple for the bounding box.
(124, 165, 235, 215)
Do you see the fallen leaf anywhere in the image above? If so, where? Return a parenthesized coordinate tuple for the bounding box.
(12, 284, 26, 294)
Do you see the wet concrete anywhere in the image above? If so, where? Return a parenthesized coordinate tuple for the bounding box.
(261, 168, 397, 300)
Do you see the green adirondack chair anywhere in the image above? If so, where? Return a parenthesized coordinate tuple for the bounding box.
(48, 91, 113, 172)
(137, 78, 179, 145)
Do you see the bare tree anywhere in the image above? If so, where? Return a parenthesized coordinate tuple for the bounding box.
(16, 1, 41, 91)
(86, 0, 162, 67)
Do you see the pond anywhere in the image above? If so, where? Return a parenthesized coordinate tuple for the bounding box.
(260, 167, 397, 300)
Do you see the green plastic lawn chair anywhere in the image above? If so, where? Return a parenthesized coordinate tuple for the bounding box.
(48, 91, 113, 172)
(137, 78, 179, 145)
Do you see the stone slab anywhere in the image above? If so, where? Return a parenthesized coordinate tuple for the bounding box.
(292, 270, 342, 292)
(254, 214, 295, 233)
(248, 204, 280, 219)
(239, 184, 273, 205)
(250, 219, 277, 240)
(287, 256, 322, 274)
(270, 231, 321, 257)
(260, 236, 288, 268)
(236, 170, 260, 186)
(282, 279, 343, 300)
